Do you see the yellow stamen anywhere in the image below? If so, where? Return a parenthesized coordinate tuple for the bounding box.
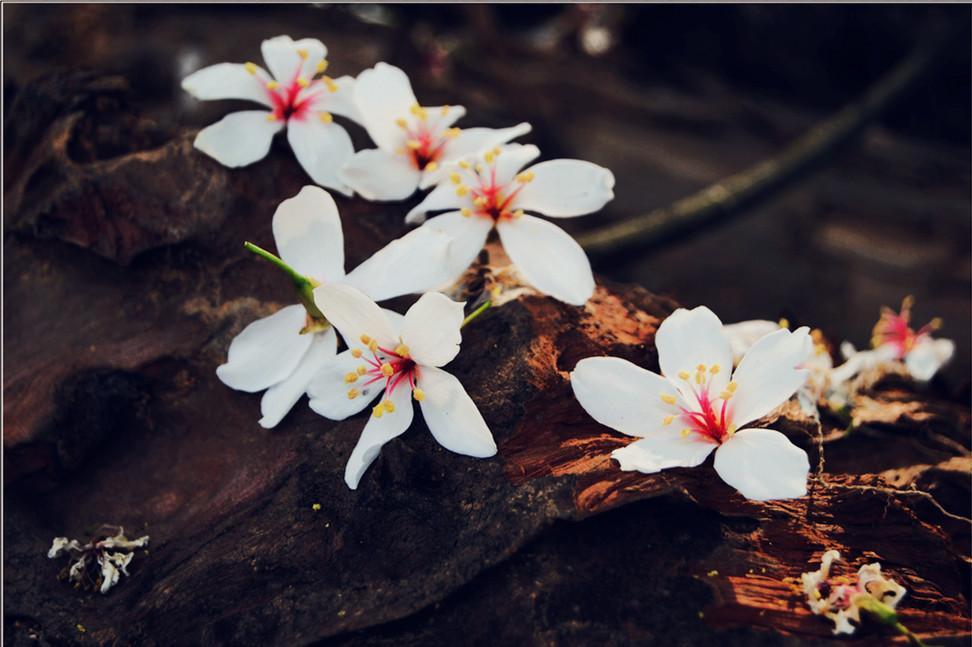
(719, 390, 733, 400)
(681, 428, 691, 437)
(484, 150, 497, 163)
(316, 59, 329, 74)
(929, 317, 943, 329)
(473, 196, 488, 208)
(266, 114, 278, 122)
(382, 399, 396, 413)
(347, 388, 359, 400)
(515, 170, 535, 183)
(297, 49, 308, 60)
(409, 104, 428, 120)
(351, 348, 363, 358)
(368, 340, 378, 352)
(661, 394, 676, 405)
(318, 111, 333, 124)
(450, 172, 462, 185)
(360, 334, 371, 345)
(323, 76, 338, 93)
(356, 365, 367, 376)
(413, 388, 425, 401)
(380, 363, 394, 377)
(455, 185, 469, 197)
(296, 77, 309, 88)
(663, 415, 674, 426)
(902, 295, 915, 310)
(395, 344, 410, 357)
(266, 80, 280, 91)
(510, 209, 524, 219)
(395, 118, 408, 129)
(458, 160, 471, 170)
(424, 161, 438, 172)
(371, 404, 384, 418)
(696, 364, 706, 372)
(344, 372, 358, 384)
(444, 127, 461, 138)
(778, 318, 790, 329)
(726, 381, 737, 393)
(440, 105, 450, 115)
(460, 207, 472, 217)
(709, 364, 720, 375)
(244, 62, 258, 75)
(406, 139, 421, 150)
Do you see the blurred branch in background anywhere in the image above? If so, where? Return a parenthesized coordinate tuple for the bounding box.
(577, 20, 956, 262)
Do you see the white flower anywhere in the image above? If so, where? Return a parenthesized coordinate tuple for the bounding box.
(391, 143, 614, 305)
(182, 35, 360, 194)
(48, 527, 149, 595)
(801, 550, 907, 635)
(309, 286, 496, 489)
(571, 306, 813, 501)
(338, 62, 532, 201)
(216, 186, 453, 428)
(723, 319, 833, 417)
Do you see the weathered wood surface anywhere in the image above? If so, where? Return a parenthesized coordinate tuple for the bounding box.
(4, 67, 970, 647)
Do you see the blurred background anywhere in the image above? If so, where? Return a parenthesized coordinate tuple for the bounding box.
(5, 3, 970, 389)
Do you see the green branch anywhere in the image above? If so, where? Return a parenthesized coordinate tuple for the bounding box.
(243, 242, 327, 325)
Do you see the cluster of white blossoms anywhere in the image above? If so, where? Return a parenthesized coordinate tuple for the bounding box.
(188, 36, 952, 499)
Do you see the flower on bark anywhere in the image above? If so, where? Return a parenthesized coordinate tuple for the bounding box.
(801, 550, 907, 636)
(571, 306, 813, 501)
(48, 526, 149, 594)
(182, 35, 360, 194)
(308, 286, 496, 489)
(396, 143, 614, 305)
(216, 186, 452, 429)
(339, 62, 532, 201)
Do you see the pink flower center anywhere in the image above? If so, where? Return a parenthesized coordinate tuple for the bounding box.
(451, 151, 534, 222)
(664, 364, 737, 444)
(345, 336, 424, 417)
(267, 79, 321, 122)
(871, 297, 941, 359)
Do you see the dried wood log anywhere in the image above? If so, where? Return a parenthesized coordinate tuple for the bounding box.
(4, 72, 970, 647)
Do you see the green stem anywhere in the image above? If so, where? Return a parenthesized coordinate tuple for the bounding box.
(243, 242, 327, 324)
(892, 622, 928, 647)
(462, 300, 492, 328)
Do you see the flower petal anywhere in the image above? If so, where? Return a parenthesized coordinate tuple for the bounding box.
(512, 159, 615, 218)
(417, 366, 496, 457)
(723, 319, 781, 365)
(713, 428, 809, 501)
(655, 306, 732, 395)
(419, 211, 493, 281)
(216, 305, 312, 392)
(259, 328, 337, 428)
(261, 35, 326, 83)
(272, 185, 345, 283)
(611, 432, 716, 473)
(301, 75, 361, 123)
(287, 118, 355, 196)
(400, 292, 465, 367)
(496, 215, 594, 306)
(494, 143, 542, 186)
(352, 62, 417, 151)
(571, 356, 686, 437)
(181, 63, 272, 107)
(313, 283, 397, 349)
(344, 384, 415, 489)
(193, 110, 282, 167)
(405, 182, 466, 224)
(343, 226, 455, 302)
(339, 148, 421, 201)
(905, 337, 954, 381)
(307, 348, 382, 421)
(730, 326, 812, 428)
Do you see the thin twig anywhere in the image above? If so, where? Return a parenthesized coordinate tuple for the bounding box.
(577, 23, 953, 260)
(838, 484, 972, 526)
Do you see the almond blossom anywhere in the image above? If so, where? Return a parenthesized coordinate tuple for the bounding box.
(48, 527, 149, 594)
(216, 186, 452, 429)
(397, 144, 614, 305)
(801, 550, 909, 637)
(308, 286, 496, 489)
(571, 306, 812, 501)
(182, 35, 359, 194)
(338, 62, 532, 200)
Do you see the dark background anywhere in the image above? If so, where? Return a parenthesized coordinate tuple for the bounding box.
(4, 3, 970, 385)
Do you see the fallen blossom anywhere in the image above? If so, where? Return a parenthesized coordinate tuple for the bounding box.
(182, 35, 360, 193)
(571, 306, 812, 501)
(339, 62, 531, 200)
(395, 143, 614, 305)
(217, 186, 453, 428)
(309, 286, 496, 489)
(801, 550, 908, 637)
(48, 526, 149, 594)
